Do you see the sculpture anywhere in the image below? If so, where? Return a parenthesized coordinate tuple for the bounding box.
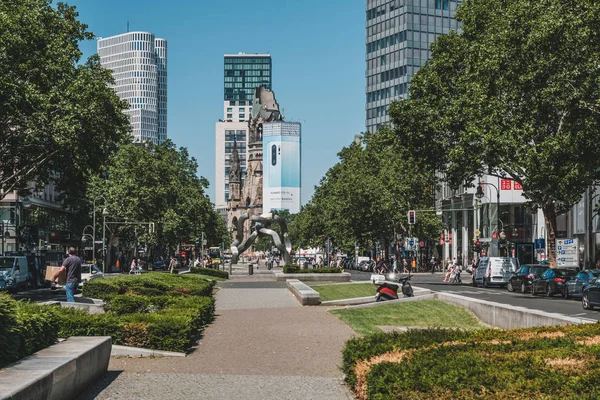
(231, 212, 292, 266)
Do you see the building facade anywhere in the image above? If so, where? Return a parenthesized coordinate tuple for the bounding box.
(215, 54, 272, 210)
(98, 32, 167, 144)
(365, 0, 462, 132)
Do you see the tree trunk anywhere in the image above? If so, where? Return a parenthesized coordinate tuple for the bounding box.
(542, 203, 558, 268)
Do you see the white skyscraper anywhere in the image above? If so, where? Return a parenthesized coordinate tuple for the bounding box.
(98, 31, 167, 144)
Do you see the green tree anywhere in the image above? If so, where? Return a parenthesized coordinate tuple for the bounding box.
(88, 141, 226, 260)
(390, 0, 600, 267)
(0, 0, 130, 198)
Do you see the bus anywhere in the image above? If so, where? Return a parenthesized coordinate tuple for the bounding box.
(208, 247, 222, 266)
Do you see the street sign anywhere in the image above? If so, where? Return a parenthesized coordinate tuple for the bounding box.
(202, 240, 207, 245)
(556, 238, 578, 268)
(84, 247, 93, 250)
(94, 241, 103, 244)
(474, 229, 480, 236)
(478, 238, 492, 242)
(409, 239, 414, 246)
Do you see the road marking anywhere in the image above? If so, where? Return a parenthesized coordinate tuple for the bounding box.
(571, 313, 587, 316)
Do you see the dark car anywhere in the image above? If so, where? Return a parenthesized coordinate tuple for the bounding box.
(564, 269, 600, 299)
(152, 260, 166, 270)
(582, 279, 600, 310)
(507, 264, 549, 293)
(531, 268, 578, 297)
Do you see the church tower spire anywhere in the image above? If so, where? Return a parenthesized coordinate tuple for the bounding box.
(228, 139, 242, 202)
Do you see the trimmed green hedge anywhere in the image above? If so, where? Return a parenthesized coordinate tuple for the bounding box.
(342, 323, 600, 399)
(190, 267, 229, 279)
(0, 294, 59, 368)
(82, 273, 214, 299)
(57, 274, 217, 353)
(283, 265, 342, 273)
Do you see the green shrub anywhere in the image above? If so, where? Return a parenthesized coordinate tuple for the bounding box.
(0, 295, 59, 369)
(104, 295, 155, 315)
(283, 265, 341, 273)
(190, 267, 229, 279)
(83, 273, 214, 299)
(54, 307, 123, 341)
(342, 323, 600, 399)
(0, 293, 20, 368)
(14, 302, 59, 359)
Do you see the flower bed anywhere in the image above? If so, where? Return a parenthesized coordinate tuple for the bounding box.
(342, 323, 600, 399)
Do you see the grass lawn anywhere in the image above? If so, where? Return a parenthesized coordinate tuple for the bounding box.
(310, 283, 376, 301)
(331, 299, 486, 335)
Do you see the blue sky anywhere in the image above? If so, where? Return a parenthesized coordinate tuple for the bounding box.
(67, 0, 366, 205)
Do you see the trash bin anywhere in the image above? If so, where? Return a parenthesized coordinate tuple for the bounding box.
(249, 264, 254, 275)
(267, 262, 272, 271)
(303, 262, 309, 270)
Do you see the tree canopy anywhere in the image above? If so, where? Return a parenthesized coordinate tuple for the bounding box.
(389, 0, 600, 266)
(0, 0, 130, 199)
(88, 141, 229, 257)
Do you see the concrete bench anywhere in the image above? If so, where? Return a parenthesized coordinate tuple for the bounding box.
(275, 272, 351, 282)
(0, 336, 112, 400)
(287, 279, 320, 305)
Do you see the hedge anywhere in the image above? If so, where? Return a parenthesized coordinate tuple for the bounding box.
(190, 267, 229, 279)
(0, 294, 59, 368)
(82, 273, 214, 299)
(58, 273, 217, 353)
(283, 265, 342, 274)
(342, 323, 600, 399)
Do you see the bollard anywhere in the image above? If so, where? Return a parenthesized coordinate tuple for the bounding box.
(249, 264, 254, 275)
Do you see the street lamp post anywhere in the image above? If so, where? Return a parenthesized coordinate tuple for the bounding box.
(92, 195, 107, 265)
(102, 208, 109, 274)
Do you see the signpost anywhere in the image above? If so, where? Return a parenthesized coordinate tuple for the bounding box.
(556, 238, 578, 268)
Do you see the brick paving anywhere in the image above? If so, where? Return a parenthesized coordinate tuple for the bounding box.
(79, 275, 357, 400)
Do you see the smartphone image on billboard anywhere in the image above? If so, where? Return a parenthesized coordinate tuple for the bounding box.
(268, 141, 281, 187)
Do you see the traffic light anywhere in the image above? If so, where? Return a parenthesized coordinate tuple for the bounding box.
(473, 240, 482, 253)
(408, 210, 416, 225)
(195, 237, 201, 247)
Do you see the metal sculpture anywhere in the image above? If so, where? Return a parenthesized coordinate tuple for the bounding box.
(231, 212, 291, 265)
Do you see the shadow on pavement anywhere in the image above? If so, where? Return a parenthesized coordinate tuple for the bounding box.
(78, 370, 123, 400)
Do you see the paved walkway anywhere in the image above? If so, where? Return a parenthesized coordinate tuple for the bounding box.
(80, 275, 356, 400)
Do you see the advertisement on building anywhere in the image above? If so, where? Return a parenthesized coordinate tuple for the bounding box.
(263, 122, 301, 213)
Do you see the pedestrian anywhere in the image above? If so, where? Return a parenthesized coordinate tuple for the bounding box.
(137, 258, 143, 274)
(51, 247, 81, 303)
(168, 255, 177, 274)
(194, 257, 201, 267)
(411, 258, 416, 271)
(402, 258, 409, 273)
(129, 258, 137, 275)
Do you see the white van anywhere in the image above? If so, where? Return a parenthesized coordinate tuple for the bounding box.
(0, 256, 30, 291)
(473, 257, 520, 288)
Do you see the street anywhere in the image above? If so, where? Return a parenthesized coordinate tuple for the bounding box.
(346, 270, 600, 322)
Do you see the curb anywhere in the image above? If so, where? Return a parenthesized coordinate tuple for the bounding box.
(111, 345, 186, 358)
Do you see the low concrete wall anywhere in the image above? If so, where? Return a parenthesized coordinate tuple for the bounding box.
(0, 336, 112, 400)
(111, 345, 186, 358)
(275, 272, 351, 282)
(436, 292, 596, 329)
(39, 300, 105, 314)
(287, 279, 320, 305)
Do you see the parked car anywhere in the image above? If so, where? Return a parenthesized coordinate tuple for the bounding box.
(563, 269, 600, 299)
(507, 264, 550, 293)
(79, 264, 104, 287)
(0, 256, 30, 291)
(152, 260, 166, 270)
(582, 278, 600, 310)
(531, 268, 578, 297)
(473, 257, 520, 288)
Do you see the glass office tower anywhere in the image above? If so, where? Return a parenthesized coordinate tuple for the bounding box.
(365, 0, 461, 133)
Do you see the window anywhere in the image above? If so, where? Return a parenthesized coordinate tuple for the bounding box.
(381, 55, 386, 66)
(239, 114, 245, 119)
(227, 114, 232, 118)
(239, 101, 246, 106)
(227, 107, 233, 112)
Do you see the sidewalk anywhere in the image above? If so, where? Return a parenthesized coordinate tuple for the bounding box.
(81, 274, 356, 400)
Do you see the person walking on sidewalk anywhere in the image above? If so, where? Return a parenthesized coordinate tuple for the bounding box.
(129, 258, 137, 275)
(168, 255, 177, 274)
(51, 247, 81, 303)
